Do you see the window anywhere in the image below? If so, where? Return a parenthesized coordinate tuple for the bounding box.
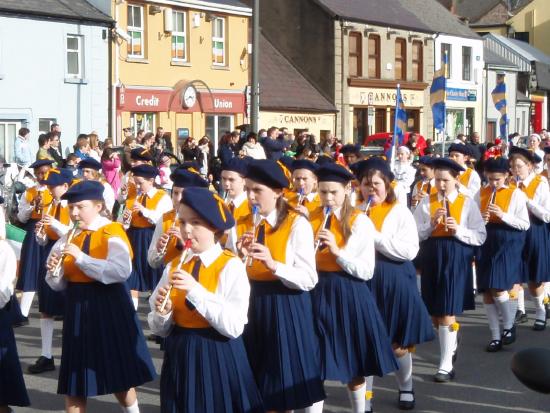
(66, 35, 83, 78)
(172, 11, 187, 61)
(348, 32, 362, 77)
(462, 46, 471, 81)
(127, 4, 144, 58)
(130, 113, 156, 134)
(0, 121, 20, 163)
(206, 115, 233, 153)
(412, 41, 423, 82)
(39, 118, 57, 134)
(441, 43, 452, 78)
(395, 38, 406, 81)
(212, 17, 226, 66)
(368, 35, 381, 79)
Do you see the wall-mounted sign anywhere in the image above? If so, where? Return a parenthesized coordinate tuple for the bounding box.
(349, 87, 425, 107)
(446, 88, 477, 102)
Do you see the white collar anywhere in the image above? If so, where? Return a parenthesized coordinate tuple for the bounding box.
(519, 173, 536, 187)
(230, 191, 247, 207)
(144, 187, 158, 198)
(306, 192, 317, 202)
(437, 190, 459, 202)
(83, 216, 111, 231)
(188, 242, 222, 267)
(331, 206, 343, 220)
(260, 208, 278, 227)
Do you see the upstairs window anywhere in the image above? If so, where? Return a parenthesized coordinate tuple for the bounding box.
(127, 4, 144, 58)
(348, 31, 362, 77)
(172, 11, 187, 61)
(368, 35, 381, 79)
(395, 38, 407, 81)
(212, 17, 226, 66)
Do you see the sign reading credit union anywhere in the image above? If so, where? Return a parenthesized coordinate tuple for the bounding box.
(349, 88, 425, 107)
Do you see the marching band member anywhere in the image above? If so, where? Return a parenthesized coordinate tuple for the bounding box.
(411, 156, 437, 210)
(45, 180, 155, 413)
(147, 168, 209, 269)
(448, 144, 481, 199)
(0, 206, 30, 411)
(123, 165, 172, 309)
(413, 158, 486, 382)
(288, 159, 321, 217)
(477, 158, 529, 352)
(16, 159, 54, 320)
(234, 159, 325, 412)
(148, 188, 263, 412)
(309, 163, 397, 413)
(356, 158, 434, 411)
(117, 148, 154, 209)
(29, 168, 73, 375)
(509, 147, 550, 331)
(78, 158, 116, 213)
(221, 157, 251, 221)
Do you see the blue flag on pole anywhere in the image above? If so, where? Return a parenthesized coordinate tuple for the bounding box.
(492, 74, 508, 138)
(390, 85, 407, 167)
(430, 51, 448, 132)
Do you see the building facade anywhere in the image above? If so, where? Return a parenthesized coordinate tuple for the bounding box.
(0, 1, 111, 161)
(507, 0, 550, 56)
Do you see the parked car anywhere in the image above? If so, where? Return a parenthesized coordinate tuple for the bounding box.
(363, 132, 427, 155)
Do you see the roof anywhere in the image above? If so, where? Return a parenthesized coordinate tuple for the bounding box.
(259, 34, 337, 113)
(484, 46, 518, 69)
(435, 0, 531, 23)
(0, 0, 112, 24)
(492, 34, 550, 64)
(313, 0, 431, 32)
(397, 0, 480, 38)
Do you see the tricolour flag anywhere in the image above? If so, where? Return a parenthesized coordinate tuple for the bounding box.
(492, 74, 508, 139)
(430, 51, 448, 132)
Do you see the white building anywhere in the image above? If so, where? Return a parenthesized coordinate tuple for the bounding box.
(0, 1, 112, 162)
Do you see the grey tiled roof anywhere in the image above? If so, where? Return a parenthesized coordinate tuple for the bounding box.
(0, 0, 112, 24)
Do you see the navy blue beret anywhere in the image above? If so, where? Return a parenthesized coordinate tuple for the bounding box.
(351, 157, 394, 181)
(315, 163, 355, 183)
(131, 164, 158, 179)
(41, 168, 74, 186)
(246, 159, 289, 189)
(418, 156, 434, 166)
(61, 180, 104, 203)
(316, 155, 335, 166)
(431, 157, 465, 173)
(78, 158, 102, 171)
(222, 157, 249, 176)
(130, 148, 153, 162)
(291, 159, 319, 173)
(278, 155, 295, 170)
(340, 144, 361, 155)
(484, 157, 510, 173)
(180, 187, 235, 231)
(170, 168, 209, 188)
(509, 146, 542, 164)
(29, 159, 54, 169)
(448, 143, 471, 157)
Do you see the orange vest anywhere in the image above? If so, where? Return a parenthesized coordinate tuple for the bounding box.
(235, 210, 299, 281)
(512, 175, 543, 200)
(479, 186, 514, 224)
(26, 187, 53, 220)
(228, 197, 251, 222)
(459, 168, 473, 188)
(368, 201, 397, 232)
(170, 250, 234, 328)
(415, 180, 437, 196)
(64, 222, 133, 283)
(429, 193, 466, 237)
(310, 207, 361, 272)
(44, 202, 71, 241)
(126, 190, 167, 228)
(161, 210, 181, 265)
(287, 192, 322, 215)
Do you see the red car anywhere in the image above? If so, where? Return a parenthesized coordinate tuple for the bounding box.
(363, 132, 427, 156)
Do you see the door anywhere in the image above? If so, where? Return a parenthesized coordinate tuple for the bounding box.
(0, 121, 21, 163)
(375, 108, 387, 133)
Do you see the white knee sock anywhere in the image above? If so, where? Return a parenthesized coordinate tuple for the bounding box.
(121, 400, 139, 413)
(484, 303, 501, 340)
(364, 376, 373, 411)
(438, 325, 456, 373)
(495, 292, 514, 330)
(518, 288, 525, 313)
(347, 382, 366, 413)
(533, 294, 546, 321)
(132, 296, 139, 311)
(304, 400, 324, 413)
(40, 318, 54, 359)
(395, 352, 414, 401)
(20, 291, 35, 317)
(509, 298, 518, 322)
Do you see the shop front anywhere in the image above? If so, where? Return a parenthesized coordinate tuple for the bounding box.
(445, 87, 480, 139)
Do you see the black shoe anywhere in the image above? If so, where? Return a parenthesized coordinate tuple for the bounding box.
(434, 369, 455, 383)
(502, 326, 516, 345)
(486, 339, 503, 352)
(533, 319, 546, 331)
(13, 316, 29, 328)
(515, 310, 528, 324)
(27, 356, 55, 374)
(398, 390, 415, 410)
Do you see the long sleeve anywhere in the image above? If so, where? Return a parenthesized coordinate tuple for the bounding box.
(336, 214, 376, 281)
(73, 237, 132, 284)
(413, 196, 434, 242)
(147, 220, 164, 268)
(103, 183, 115, 213)
(148, 266, 175, 337)
(140, 193, 172, 224)
(0, 241, 16, 309)
(45, 237, 69, 291)
(500, 190, 530, 230)
(375, 204, 419, 261)
(526, 180, 550, 223)
(14, 139, 23, 165)
(273, 215, 318, 291)
(454, 197, 487, 246)
(17, 191, 34, 223)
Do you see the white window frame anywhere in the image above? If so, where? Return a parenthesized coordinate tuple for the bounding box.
(172, 10, 187, 62)
(206, 114, 234, 153)
(212, 17, 226, 66)
(0, 120, 21, 163)
(66, 34, 83, 79)
(462, 46, 472, 81)
(128, 4, 144, 58)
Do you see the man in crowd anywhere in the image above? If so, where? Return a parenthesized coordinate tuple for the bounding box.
(14, 127, 33, 167)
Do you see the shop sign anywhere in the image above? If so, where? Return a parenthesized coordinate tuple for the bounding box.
(199, 92, 245, 113)
(446, 88, 477, 102)
(117, 87, 171, 112)
(349, 88, 424, 107)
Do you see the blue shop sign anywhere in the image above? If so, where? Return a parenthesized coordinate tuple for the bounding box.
(446, 88, 477, 102)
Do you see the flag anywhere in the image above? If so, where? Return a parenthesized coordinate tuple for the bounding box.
(492, 74, 508, 139)
(430, 51, 448, 132)
(390, 85, 407, 168)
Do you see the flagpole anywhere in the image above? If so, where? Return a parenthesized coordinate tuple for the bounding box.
(391, 83, 401, 170)
(441, 50, 448, 158)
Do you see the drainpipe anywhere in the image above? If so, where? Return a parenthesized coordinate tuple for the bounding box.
(112, 2, 120, 144)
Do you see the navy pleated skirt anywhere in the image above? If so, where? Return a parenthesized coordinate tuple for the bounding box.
(37, 240, 65, 316)
(58, 282, 156, 397)
(0, 305, 30, 407)
(127, 226, 163, 291)
(15, 219, 45, 291)
(244, 280, 325, 411)
(421, 237, 475, 316)
(368, 253, 435, 347)
(6, 294, 25, 326)
(161, 326, 264, 413)
(312, 271, 398, 383)
(413, 240, 427, 271)
(521, 217, 550, 283)
(477, 223, 525, 291)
